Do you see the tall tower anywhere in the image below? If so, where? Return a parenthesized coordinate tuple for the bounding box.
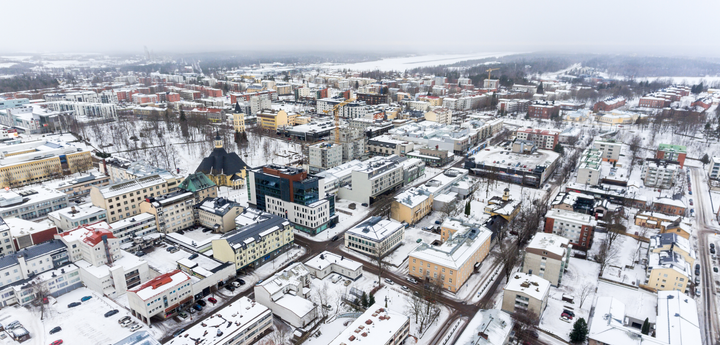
(502, 187, 510, 202)
(214, 130, 223, 149)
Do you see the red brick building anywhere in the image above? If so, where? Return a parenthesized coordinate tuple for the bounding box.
(356, 92, 390, 105)
(638, 96, 671, 108)
(593, 97, 626, 112)
(652, 197, 686, 216)
(166, 92, 181, 102)
(692, 97, 713, 110)
(528, 101, 560, 119)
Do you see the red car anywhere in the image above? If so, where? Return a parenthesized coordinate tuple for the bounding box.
(51, 341, 63, 345)
(208, 297, 217, 304)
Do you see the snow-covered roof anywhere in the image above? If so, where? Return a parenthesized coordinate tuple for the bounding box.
(545, 208, 597, 226)
(653, 197, 686, 209)
(129, 269, 190, 301)
(166, 297, 271, 345)
(588, 296, 665, 345)
(347, 216, 404, 242)
(504, 273, 550, 301)
(455, 309, 513, 345)
(410, 223, 491, 270)
(304, 251, 363, 272)
(98, 174, 167, 199)
(656, 291, 701, 345)
(328, 306, 409, 345)
(526, 233, 570, 257)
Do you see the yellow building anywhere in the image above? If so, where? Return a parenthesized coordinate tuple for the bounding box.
(660, 221, 693, 240)
(644, 250, 690, 292)
(483, 188, 521, 221)
(418, 95, 443, 106)
(195, 132, 249, 189)
(0, 139, 93, 188)
(90, 174, 169, 223)
(258, 110, 288, 130)
(196, 197, 244, 233)
(649, 233, 694, 267)
(596, 110, 639, 125)
(424, 108, 452, 125)
(211, 209, 294, 271)
(409, 219, 492, 292)
(391, 189, 433, 225)
(233, 112, 246, 133)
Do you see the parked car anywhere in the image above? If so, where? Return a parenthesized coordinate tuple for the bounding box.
(406, 277, 418, 284)
(121, 319, 133, 327)
(104, 309, 119, 318)
(208, 297, 217, 304)
(690, 199, 694, 206)
(188, 307, 196, 314)
(134, 251, 146, 257)
(714, 267, 719, 273)
(193, 304, 203, 311)
(416, 238, 422, 243)
(202, 228, 213, 233)
(401, 286, 409, 291)
(197, 300, 207, 307)
(50, 340, 63, 345)
(696, 288, 701, 297)
(118, 316, 131, 324)
(178, 312, 188, 319)
(384, 278, 394, 285)
(711, 243, 716, 250)
(80, 296, 92, 302)
(711, 247, 716, 255)
(236, 278, 246, 285)
(188, 253, 199, 260)
(130, 323, 142, 332)
(225, 285, 236, 292)
(67, 302, 81, 308)
(331, 235, 339, 242)
(173, 329, 186, 337)
(361, 203, 368, 207)
(49, 327, 62, 334)
(434, 220, 442, 225)
(561, 312, 573, 320)
(562, 309, 575, 317)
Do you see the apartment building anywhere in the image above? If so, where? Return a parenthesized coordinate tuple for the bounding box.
(168, 296, 272, 345)
(424, 108, 453, 125)
(543, 208, 596, 250)
(514, 128, 559, 150)
(48, 203, 107, 231)
(367, 135, 414, 157)
(55, 222, 122, 266)
(140, 191, 196, 234)
(46, 101, 118, 120)
(408, 221, 492, 292)
(709, 156, 720, 180)
(642, 159, 679, 189)
(356, 92, 389, 105)
(328, 306, 409, 345)
(656, 144, 687, 168)
(593, 97, 626, 112)
(649, 233, 694, 267)
(592, 138, 623, 163)
(522, 233, 572, 286)
(345, 216, 405, 258)
(53, 173, 110, 199)
(90, 174, 169, 223)
(528, 101, 560, 119)
(644, 250, 690, 292)
(638, 96, 671, 108)
(254, 262, 318, 328)
(248, 165, 336, 235)
(211, 208, 294, 271)
(304, 251, 363, 280)
(501, 273, 550, 318)
(108, 212, 157, 244)
(392, 188, 433, 225)
(127, 270, 193, 325)
(177, 172, 218, 203)
(195, 197, 243, 233)
(0, 186, 69, 221)
(406, 147, 452, 167)
(0, 138, 93, 188)
(576, 148, 603, 186)
(308, 142, 343, 172)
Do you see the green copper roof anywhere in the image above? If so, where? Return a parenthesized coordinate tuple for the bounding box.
(658, 143, 686, 153)
(179, 172, 216, 192)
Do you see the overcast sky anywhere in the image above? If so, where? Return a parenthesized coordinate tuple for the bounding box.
(4, 0, 719, 57)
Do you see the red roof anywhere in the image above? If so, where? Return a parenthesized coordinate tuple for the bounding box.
(130, 269, 182, 293)
(59, 221, 115, 246)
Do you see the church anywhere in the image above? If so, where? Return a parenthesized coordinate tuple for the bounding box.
(195, 131, 249, 189)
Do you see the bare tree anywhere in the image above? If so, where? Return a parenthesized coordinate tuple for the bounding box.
(405, 280, 442, 334)
(594, 239, 620, 276)
(577, 282, 594, 308)
(627, 135, 643, 174)
(511, 309, 540, 345)
(372, 245, 389, 287)
(313, 281, 330, 318)
(31, 278, 51, 320)
(498, 241, 520, 283)
(603, 208, 626, 251)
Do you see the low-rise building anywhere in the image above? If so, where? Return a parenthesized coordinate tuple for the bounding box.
(211, 208, 294, 271)
(328, 306, 409, 345)
(652, 197, 686, 216)
(304, 251, 363, 280)
(465, 145, 560, 188)
(47, 203, 107, 231)
(53, 173, 110, 200)
(6, 217, 58, 251)
(195, 197, 243, 233)
(391, 188, 433, 225)
(501, 273, 550, 318)
(454, 309, 513, 345)
(0, 186, 69, 221)
(528, 101, 560, 119)
(254, 262, 318, 328)
(167, 296, 272, 345)
(484, 188, 522, 221)
(345, 216, 405, 258)
(406, 147, 453, 167)
(367, 135, 414, 157)
(708, 156, 720, 180)
(644, 250, 690, 292)
(127, 270, 193, 325)
(409, 220, 492, 292)
(593, 97, 626, 112)
(642, 159, 679, 189)
(521, 233, 571, 286)
(543, 208, 596, 250)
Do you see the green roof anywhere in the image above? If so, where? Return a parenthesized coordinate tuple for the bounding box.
(178, 172, 216, 192)
(658, 143, 686, 153)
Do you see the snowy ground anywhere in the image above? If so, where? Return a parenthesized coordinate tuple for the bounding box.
(0, 287, 148, 345)
(384, 227, 441, 267)
(317, 53, 514, 72)
(588, 232, 648, 286)
(538, 258, 600, 342)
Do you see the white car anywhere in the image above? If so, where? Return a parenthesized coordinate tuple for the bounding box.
(384, 278, 394, 285)
(130, 323, 142, 332)
(401, 286, 409, 291)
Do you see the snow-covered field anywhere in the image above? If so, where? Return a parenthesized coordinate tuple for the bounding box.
(318, 53, 515, 72)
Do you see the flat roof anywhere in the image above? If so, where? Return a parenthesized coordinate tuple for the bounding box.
(526, 233, 570, 258)
(504, 273, 550, 300)
(305, 251, 363, 272)
(328, 306, 409, 345)
(346, 216, 404, 242)
(656, 291, 701, 345)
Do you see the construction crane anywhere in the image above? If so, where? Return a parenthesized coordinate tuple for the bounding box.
(486, 68, 500, 79)
(323, 97, 356, 145)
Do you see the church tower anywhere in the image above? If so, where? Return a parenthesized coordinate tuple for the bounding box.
(214, 130, 223, 149)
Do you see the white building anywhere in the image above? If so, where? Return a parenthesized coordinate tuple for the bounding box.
(127, 270, 193, 325)
(304, 251, 363, 280)
(345, 216, 405, 257)
(109, 212, 158, 245)
(328, 305, 409, 345)
(501, 273, 550, 318)
(0, 186, 69, 221)
(642, 159, 679, 189)
(0, 218, 12, 256)
(48, 203, 107, 231)
(593, 138, 623, 162)
(454, 309, 513, 345)
(254, 262, 318, 328)
(309, 142, 343, 172)
(328, 155, 404, 205)
(167, 296, 273, 345)
(522, 233, 571, 286)
(709, 156, 720, 180)
(576, 148, 603, 186)
(46, 101, 118, 120)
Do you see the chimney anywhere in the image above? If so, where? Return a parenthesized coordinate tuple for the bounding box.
(478, 331, 489, 340)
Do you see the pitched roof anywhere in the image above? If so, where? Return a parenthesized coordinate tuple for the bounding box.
(195, 148, 249, 177)
(178, 172, 216, 192)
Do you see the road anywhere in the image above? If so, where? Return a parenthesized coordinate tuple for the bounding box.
(690, 167, 719, 345)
